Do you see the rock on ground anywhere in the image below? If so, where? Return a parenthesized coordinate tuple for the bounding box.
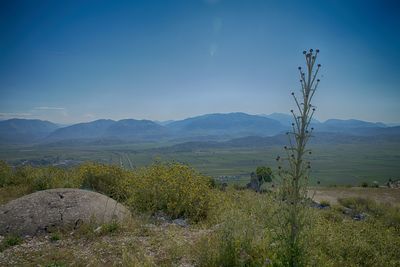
(0, 188, 130, 236)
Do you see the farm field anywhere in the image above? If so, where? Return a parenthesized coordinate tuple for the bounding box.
(1, 142, 399, 186)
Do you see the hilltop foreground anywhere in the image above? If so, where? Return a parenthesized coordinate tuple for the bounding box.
(0, 162, 399, 266)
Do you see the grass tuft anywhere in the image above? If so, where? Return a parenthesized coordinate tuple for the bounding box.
(0, 234, 23, 251)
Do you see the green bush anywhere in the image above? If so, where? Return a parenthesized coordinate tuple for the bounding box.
(3, 164, 82, 193)
(0, 160, 13, 187)
(10, 165, 35, 186)
(78, 162, 129, 201)
(125, 162, 212, 222)
(30, 167, 69, 191)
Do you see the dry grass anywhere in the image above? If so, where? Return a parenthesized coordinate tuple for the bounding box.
(1, 187, 400, 266)
(0, 216, 206, 267)
(310, 187, 400, 206)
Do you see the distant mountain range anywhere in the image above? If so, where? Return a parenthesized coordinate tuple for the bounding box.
(0, 113, 398, 145)
(0, 119, 59, 144)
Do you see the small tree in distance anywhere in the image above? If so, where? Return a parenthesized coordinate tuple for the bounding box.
(246, 166, 273, 192)
(275, 49, 321, 266)
(256, 166, 273, 184)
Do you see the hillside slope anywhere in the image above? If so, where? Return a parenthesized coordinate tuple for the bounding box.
(0, 119, 59, 144)
(167, 112, 286, 138)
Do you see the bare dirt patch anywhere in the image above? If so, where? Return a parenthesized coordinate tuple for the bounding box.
(309, 187, 400, 206)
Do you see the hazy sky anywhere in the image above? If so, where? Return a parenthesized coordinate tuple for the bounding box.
(1, 0, 399, 124)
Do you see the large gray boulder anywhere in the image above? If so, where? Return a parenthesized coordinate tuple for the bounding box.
(0, 188, 130, 236)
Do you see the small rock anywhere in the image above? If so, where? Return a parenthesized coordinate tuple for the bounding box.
(154, 211, 170, 222)
(144, 223, 157, 229)
(310, 201, 329, 209)
(172, 218, 188, 227)
(341, 207, 352, 215)
(353, 213, 367, 221)
(0, 188, 130, 236)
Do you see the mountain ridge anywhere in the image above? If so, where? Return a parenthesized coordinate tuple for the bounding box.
(0, 118, 60, 144)
(0, 113, 395, 145)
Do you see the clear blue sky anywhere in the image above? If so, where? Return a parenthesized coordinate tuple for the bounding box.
(0, 0, 399, 124)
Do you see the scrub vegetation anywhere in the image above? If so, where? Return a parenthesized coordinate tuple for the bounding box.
(0, 160, 399, 266)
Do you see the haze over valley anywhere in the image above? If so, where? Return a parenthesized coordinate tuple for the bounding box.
(1, 112, 399, 187)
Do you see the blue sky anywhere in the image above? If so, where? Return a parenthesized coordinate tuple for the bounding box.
(0, 0, 399, 124)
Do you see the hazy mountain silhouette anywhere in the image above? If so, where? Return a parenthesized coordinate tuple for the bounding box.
(167, 112, 286, 138)
(317, 119, 386, 132)
(46, 119, 166, 142)
(0, 119, 59, 144)
(46, 119, 116, 141)
(0, 113, 397, 145)
(104, 119, 168, 140)
(261, 112, 320, 126)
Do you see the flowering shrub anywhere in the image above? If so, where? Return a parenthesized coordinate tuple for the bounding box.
(125, 162, 213, 221)
(3, 165, 80, 192)
(78, 162, 130, 201)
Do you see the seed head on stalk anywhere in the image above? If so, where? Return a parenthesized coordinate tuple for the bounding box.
(274, 49, 321, 266)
